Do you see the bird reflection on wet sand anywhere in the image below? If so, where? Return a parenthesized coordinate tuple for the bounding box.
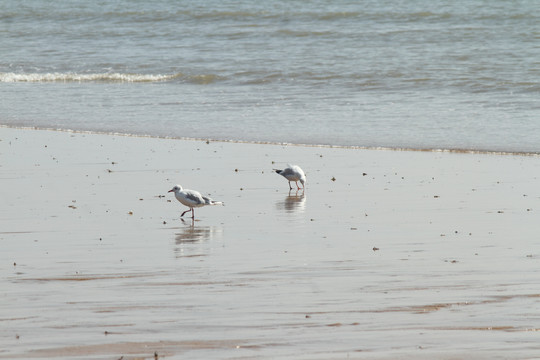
(276, 190, 306, 213)
(174, 220, 222, 258)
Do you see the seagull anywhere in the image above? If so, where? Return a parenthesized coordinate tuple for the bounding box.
(274, 164, 306, 190)
(168, 184, 223, 219)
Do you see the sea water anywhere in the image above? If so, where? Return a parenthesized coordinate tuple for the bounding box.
(1, 0, 539, 152)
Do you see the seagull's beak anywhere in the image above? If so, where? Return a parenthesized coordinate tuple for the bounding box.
(168, 189, 174, 193)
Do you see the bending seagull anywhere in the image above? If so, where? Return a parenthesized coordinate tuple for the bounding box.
(168, 184, 223, 219)
(274, 164, 306, 190)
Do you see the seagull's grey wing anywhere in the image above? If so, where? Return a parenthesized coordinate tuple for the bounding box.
(184, 190, 205, 205)
(279, 167, 296, 177)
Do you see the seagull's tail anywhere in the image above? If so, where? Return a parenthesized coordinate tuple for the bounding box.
(273, 169, 282, 174)
(203, 196, 224, 206)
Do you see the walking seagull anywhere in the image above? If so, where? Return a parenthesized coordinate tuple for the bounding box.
(274, 164, 306, 190)
(168, 185, 223, 219)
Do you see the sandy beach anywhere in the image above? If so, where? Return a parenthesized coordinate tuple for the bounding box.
(1, 126, 540, 359)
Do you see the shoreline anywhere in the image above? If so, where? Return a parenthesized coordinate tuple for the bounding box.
(3, 124, 540, 158)
(2, 126, 540, 359)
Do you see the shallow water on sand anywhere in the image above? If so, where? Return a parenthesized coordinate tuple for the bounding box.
(1, 128, 540, 359)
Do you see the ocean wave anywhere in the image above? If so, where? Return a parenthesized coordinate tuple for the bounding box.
(0, 72, 181, 83)
(0, 72, 227, 84)
(1, 72, 220, 83)
(0, 70, 381, 86)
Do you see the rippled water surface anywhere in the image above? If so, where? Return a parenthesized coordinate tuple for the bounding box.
(1, 0, 540, 151)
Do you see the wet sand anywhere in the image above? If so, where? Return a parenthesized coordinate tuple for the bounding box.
(1, 127, 540, 359)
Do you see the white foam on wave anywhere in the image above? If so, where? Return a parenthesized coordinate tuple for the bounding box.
(0, 72, 181, 83)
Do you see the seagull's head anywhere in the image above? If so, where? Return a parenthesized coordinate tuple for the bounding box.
(168, 184, 182, 193)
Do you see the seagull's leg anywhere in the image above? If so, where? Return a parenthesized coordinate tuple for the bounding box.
(296, 181, 301, 190)
(181, 208, 191, 217)
(288, 181, 293, 190)
(191, 208, 195, 219)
